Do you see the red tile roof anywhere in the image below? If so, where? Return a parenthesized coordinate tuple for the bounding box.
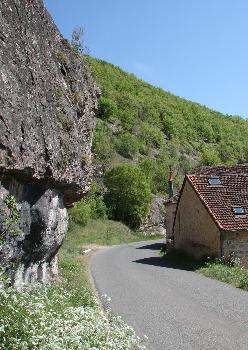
(186, 165, 248, 231)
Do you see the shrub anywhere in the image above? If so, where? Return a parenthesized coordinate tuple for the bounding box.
(92, 121, 115, 165)
(138, 158, 154, 182)
(139, 122, 165, 149)
(69, 182, 107, 227)
(201, 147, 221, 166)
(104, 164, 152, 227)
(97, 97, 118, 121)
(239, 272, 248, 290)
(115, 132, 139, 159)
(86, 182, 108, 220)
(90, 195, 108, 219)
(68, 200, 92, 227)
(1, 195, 20, 236)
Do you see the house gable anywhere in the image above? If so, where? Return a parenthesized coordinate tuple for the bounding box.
(173, 179, 221, 259)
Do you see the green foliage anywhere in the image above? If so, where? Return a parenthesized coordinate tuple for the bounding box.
(68, 200, 92, 227)
(69, 182, 107, 227)
(198, 260, 248, 290)
(89, 56, 248, 195)
(56, 50, 68, 67)
(92, 120, 115, 165)
(115, 132, 140, 159)
(97, 97, 118, 121)
(162, 250, 248, 291)
(2, 195, 20, 236)
(201, 146, 221, 166)
(68, 219, 162, 247)
(138, 158, 154, 182)
(86, 182, 108, 220)
(139, 122, 165, 149)
(104, 164, 152, 227)
(239, 272, 248, 290)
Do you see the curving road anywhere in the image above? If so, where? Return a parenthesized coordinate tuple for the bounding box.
(91, 240, 248, 350)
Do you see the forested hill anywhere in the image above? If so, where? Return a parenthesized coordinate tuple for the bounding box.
(89, 56, 248, 194)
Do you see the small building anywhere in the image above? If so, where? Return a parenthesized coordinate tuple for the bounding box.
(172, 165, 248, 265)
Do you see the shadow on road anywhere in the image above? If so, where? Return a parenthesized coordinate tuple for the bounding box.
(133, 251, 205, 271)
(136, 242, 164, 251)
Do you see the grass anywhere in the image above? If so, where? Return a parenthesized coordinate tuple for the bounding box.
(1, 219, 161, 350)
(198, 261, 248, 290)
(66, 218, 163, 246)
(162, 249, 248, 291)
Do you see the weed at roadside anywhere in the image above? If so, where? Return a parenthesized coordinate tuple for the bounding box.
(161, 249, 248, 291)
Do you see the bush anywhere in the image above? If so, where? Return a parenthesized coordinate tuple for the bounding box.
(104, 164, 152, 227)
(68, 200, 92, 227)
(201, 147, 221, 166)
(139, 122, 165, 149)
(239, 272, 248, 290)
(90, 195, 108, 219)
(69, 182, 107, 227)
(97, 97, 118, 121)
(87, 182, 108, 220)
(92, 120, 115, 165)
(115, 132, 139, 159)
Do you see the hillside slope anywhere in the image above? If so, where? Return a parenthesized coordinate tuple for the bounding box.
(89, 56, 248, 194)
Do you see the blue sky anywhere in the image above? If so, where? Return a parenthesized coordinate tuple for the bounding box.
(44, 0, 248, 118)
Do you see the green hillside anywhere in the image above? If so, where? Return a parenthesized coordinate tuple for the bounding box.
(89, 56, 248, 194)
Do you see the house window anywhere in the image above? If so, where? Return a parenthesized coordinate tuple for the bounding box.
(208, 176, 222, 186)
(232, 207, 245, 215)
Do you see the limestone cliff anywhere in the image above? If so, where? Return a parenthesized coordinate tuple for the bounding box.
(0, 0, 99, 287)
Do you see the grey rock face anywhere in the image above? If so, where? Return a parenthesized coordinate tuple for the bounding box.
(0, 176, 68, 288)
(140, 194, 166, 235)
(0, 0, 99, 286)
(0, 0, 99, 205)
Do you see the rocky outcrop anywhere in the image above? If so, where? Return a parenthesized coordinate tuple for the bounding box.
(0, 0, 99, 287)
(140, 195, 166, 235)
(0, 176, 68, 287)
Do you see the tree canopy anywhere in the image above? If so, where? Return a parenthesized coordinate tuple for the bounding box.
(104, 164, 152, 227)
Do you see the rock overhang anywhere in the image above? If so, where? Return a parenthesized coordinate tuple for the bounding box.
(0, 0, 99, 287)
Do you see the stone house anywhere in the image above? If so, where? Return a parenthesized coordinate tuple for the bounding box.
(172, 165, 248, 265)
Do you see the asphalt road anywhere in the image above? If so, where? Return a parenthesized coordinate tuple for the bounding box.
(91, 240, 248, 350)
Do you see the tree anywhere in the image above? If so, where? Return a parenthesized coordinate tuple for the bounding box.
(71, 27, 88, 54)
(104, 164, 152, 227)
(201, 146, 221, 166)
(97, 97, 118, 121)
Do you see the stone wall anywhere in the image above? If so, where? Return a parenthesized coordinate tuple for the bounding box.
(174, 180, 221, 259)
(221, 231, 248, 266)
